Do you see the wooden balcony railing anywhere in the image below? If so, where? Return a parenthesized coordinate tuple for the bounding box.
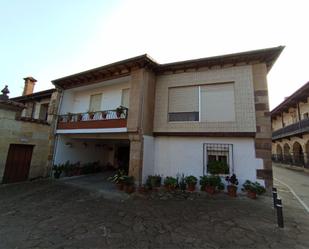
(272, 118, 309, 140)
(57, 108, 128, 130)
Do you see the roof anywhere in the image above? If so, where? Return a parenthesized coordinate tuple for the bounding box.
(0, 99, 25, 111)
(271, 81, 309, 117)
(52, 46, 284, 90)
(10, 88, 55, 102)
(156, 46, 284, 73)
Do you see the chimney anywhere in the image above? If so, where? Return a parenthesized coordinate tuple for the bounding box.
(23, 77, 37, 96)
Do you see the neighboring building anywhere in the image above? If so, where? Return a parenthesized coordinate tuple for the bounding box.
(0, 78, 57, 184)
(52, 46, 284, 189)
(271, 81, 309, 169)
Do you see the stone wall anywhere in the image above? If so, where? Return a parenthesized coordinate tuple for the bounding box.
(0, 108, 51, 182)
(252, 64, 273, 189)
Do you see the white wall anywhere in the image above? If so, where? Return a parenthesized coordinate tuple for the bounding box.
(54, 135, 112, 165)
(59, 77, 130, 114)
(146, 136, 264, 187)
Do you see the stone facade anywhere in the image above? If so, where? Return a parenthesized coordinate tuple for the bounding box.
(0, 107, 51, 181)
(252, 64, 273, 188)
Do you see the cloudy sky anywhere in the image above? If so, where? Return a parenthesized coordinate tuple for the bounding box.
(1, 0, 308, 109)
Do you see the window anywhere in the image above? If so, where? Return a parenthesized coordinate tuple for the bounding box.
(167, 83, 235, 122)
(168, 86, 199, 121)
(200, 83, 235, 122)
(39, 103, 49, 121)
(89, 94, 102, 112)
(203, 143, 233, 175)
(121, 88, 130, 108)
(303, 112, 309, 119)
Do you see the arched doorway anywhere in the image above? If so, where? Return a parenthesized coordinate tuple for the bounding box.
(293, 142, 304, 165)
(283, 143, 291, 163)
(276, 144, 283, 161)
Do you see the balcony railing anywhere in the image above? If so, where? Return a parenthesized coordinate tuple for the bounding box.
(57, 108, 128, 130)
(272, 154, 309, 169)
(272, 118, 309, 140)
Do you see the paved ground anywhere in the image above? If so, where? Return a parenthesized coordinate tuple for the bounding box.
(273, 163, 309, 210)
(0, 176, 309, 249)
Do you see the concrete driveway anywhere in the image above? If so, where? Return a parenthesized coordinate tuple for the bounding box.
(0, 177, 308, 249)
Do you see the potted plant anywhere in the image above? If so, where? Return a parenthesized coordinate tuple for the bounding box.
(225, 174, 239, 197)
(207, 160, 229, 175)
(116, 106, 124, 118)
(185, 175, 198, 192)
(108, 169, 126, 190)
(199, 175, 222, 195)
(67, 112, 72, 122)
(164, 176, 177, 191)
(101, 111, 107, 119)
(242, 180, 266, 199)
(88, 111, 95, 120)
(52, 165, 62, 179)
(123, 176, 135, 194)
(77, 113, 83, 122)
(146, 175, 162, 190)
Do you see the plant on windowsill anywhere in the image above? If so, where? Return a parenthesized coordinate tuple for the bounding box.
(242, 180, 266, 199)
(87, 110, 95, 120)
(77, 113, 83, 122)
(164, 176, 177, 191)
(66, 112, 72, 122)
(116, 106, 125, 118)
(225, 174, 239, 197)
(185, 175, 198, 192)
(122, 176, 135, 194)
(199, 175, 222, 195)
(101, 111, 107, 119)
(208, 161, 229, 175)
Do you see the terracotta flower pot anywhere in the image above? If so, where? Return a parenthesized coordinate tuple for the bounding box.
(247, 190, 257, 199)
(124, 185, 135, 194)
(116, 183, 124, 191)
(205, 186, 216, 195)
(227, 185, 237, 197)
(187, 184, 196, 192)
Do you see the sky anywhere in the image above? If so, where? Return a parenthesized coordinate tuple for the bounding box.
(0, 0, 308, 109)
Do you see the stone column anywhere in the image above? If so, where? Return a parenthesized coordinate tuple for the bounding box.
(128, 133, 143, 183)
(252, 64, 273, 189)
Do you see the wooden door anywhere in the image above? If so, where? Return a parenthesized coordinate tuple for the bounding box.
(3, 144, 34, 184)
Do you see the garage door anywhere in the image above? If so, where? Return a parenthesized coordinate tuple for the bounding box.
(2, 144, 34, 184)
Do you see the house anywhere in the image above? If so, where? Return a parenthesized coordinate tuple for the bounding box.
(271, 81, 309, 170)
(51, 46, 284, 189)
(0, 77, 57, 184)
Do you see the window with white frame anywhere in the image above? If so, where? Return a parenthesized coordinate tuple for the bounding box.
(203, 143, 233, 175)
(89, 93, 102, 112)
(121, 88, 130, 108)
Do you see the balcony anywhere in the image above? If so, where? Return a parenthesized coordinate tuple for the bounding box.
(272, 118, 309, 140)
(57, 108, 128, 130)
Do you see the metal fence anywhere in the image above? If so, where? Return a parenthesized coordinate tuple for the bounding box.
(272, 154, 309, 168)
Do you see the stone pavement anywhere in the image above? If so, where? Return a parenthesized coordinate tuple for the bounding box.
(0, 179, 308, 249)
